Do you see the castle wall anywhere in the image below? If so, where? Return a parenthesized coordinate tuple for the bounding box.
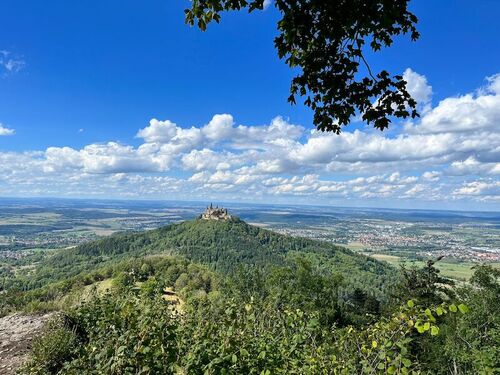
(201, 206, 232, 220)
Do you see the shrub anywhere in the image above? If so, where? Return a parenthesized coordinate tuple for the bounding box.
(20, 316, 79, 375)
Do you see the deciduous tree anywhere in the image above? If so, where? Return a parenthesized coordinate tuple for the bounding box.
(185, 0, 420, 133)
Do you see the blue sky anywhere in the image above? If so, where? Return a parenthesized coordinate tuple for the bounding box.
(0, 0, 499, 210)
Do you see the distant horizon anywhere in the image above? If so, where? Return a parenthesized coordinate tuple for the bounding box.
(1, 195, 499, 215)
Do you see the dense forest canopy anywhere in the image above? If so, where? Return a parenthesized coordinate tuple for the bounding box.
(2, 217, 499, 374)
(1, 218, 394, 315)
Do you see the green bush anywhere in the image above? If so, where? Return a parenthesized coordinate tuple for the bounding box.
(20, 316, 79, 375)
(61, 292, 180, 374)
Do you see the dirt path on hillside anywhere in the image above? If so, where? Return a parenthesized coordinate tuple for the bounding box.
(0, 312, 54, 374)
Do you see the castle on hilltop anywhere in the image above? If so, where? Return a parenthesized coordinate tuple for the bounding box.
(201, 203, 232, 221)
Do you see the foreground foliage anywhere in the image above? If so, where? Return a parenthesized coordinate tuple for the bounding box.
(4, 219, 498, 373)
(19, 262, 499, 374)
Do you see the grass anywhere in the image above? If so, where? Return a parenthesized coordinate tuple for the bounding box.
(345, 241, 366, 251)
(370, 254, 401, 263)
(369, 254, 500, 281)
(81, 279, 115, 301)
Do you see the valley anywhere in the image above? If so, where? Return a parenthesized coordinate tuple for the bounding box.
(1, 198, 498, 281)
(0, 200, 498, 374)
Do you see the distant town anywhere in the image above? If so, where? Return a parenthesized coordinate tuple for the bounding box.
(0, 199, 498, 267)
(275, 219, 500, 263)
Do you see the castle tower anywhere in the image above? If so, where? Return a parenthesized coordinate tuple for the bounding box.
(201, 204, 232, 221)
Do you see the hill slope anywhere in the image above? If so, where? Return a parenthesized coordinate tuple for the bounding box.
(2, 217, 395, 311)
(42, 218, 393, 294)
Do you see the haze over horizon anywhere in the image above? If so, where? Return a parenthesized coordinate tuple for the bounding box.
(1, 0, 499, 211)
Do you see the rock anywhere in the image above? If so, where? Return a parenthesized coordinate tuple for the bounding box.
(0, 312, 54, 375)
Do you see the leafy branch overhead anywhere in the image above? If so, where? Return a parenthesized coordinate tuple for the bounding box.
(185, 0, 420, 133)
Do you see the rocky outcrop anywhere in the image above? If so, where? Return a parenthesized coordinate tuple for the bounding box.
(0, 312, 54, 375)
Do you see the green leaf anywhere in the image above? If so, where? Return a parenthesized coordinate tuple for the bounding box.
(308, 318, 319, 328)
(377, 362, 385, 370)
(117, 345, 127, 354)
(458, 304, 469, 314)
(231, 354, 237, 364)
(402, 358, 412, 367)
(372, 340, 378, 348)
(436, 307, 443, 316)
(416, 325, 425, 333)
(407, 300, 414, 308)
(387, 365, 396, 374)
(423, 322, 430, 331)
(431, 326, 439, 336)
(187, 0, 421, 131)
(449, 304, 457, 313)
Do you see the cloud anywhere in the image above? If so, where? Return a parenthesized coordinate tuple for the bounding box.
(136, 114, 303, 149)
(136, 119, 179, 143)
(449, 157, 500, 176)
(202, 114, 235, 142)
(403, 68, 432, 112)
(263, 0, 273, 10)
(182, 149, 239, 171)
(0, 50, 25, 76)
(410, 75, 500, 135)
(422, 171, 441, 181)
(452, 179, 500, 201)
(0, 70, 498, 209)
(486, 73, 500, 95)
(0, 123, 15, 136)
(43, 142, 171, 174)
(402, 184, 427, 198)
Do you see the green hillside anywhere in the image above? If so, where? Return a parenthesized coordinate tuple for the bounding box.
(3, 217, 499, 374)
(1, 217, 394, 318)
(35, 217, 393, 296)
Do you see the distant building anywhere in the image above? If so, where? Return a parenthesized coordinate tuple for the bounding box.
(201, 203, 232, 221)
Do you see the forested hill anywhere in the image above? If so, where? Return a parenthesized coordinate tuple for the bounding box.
(46, 217, 394, 295)
(6, 217, 498, 374)
(3, 216, 394, 318)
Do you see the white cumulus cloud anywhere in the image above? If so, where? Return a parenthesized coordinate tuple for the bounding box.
(0, 123, 15, 136)
(0, 70, 499, 209)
